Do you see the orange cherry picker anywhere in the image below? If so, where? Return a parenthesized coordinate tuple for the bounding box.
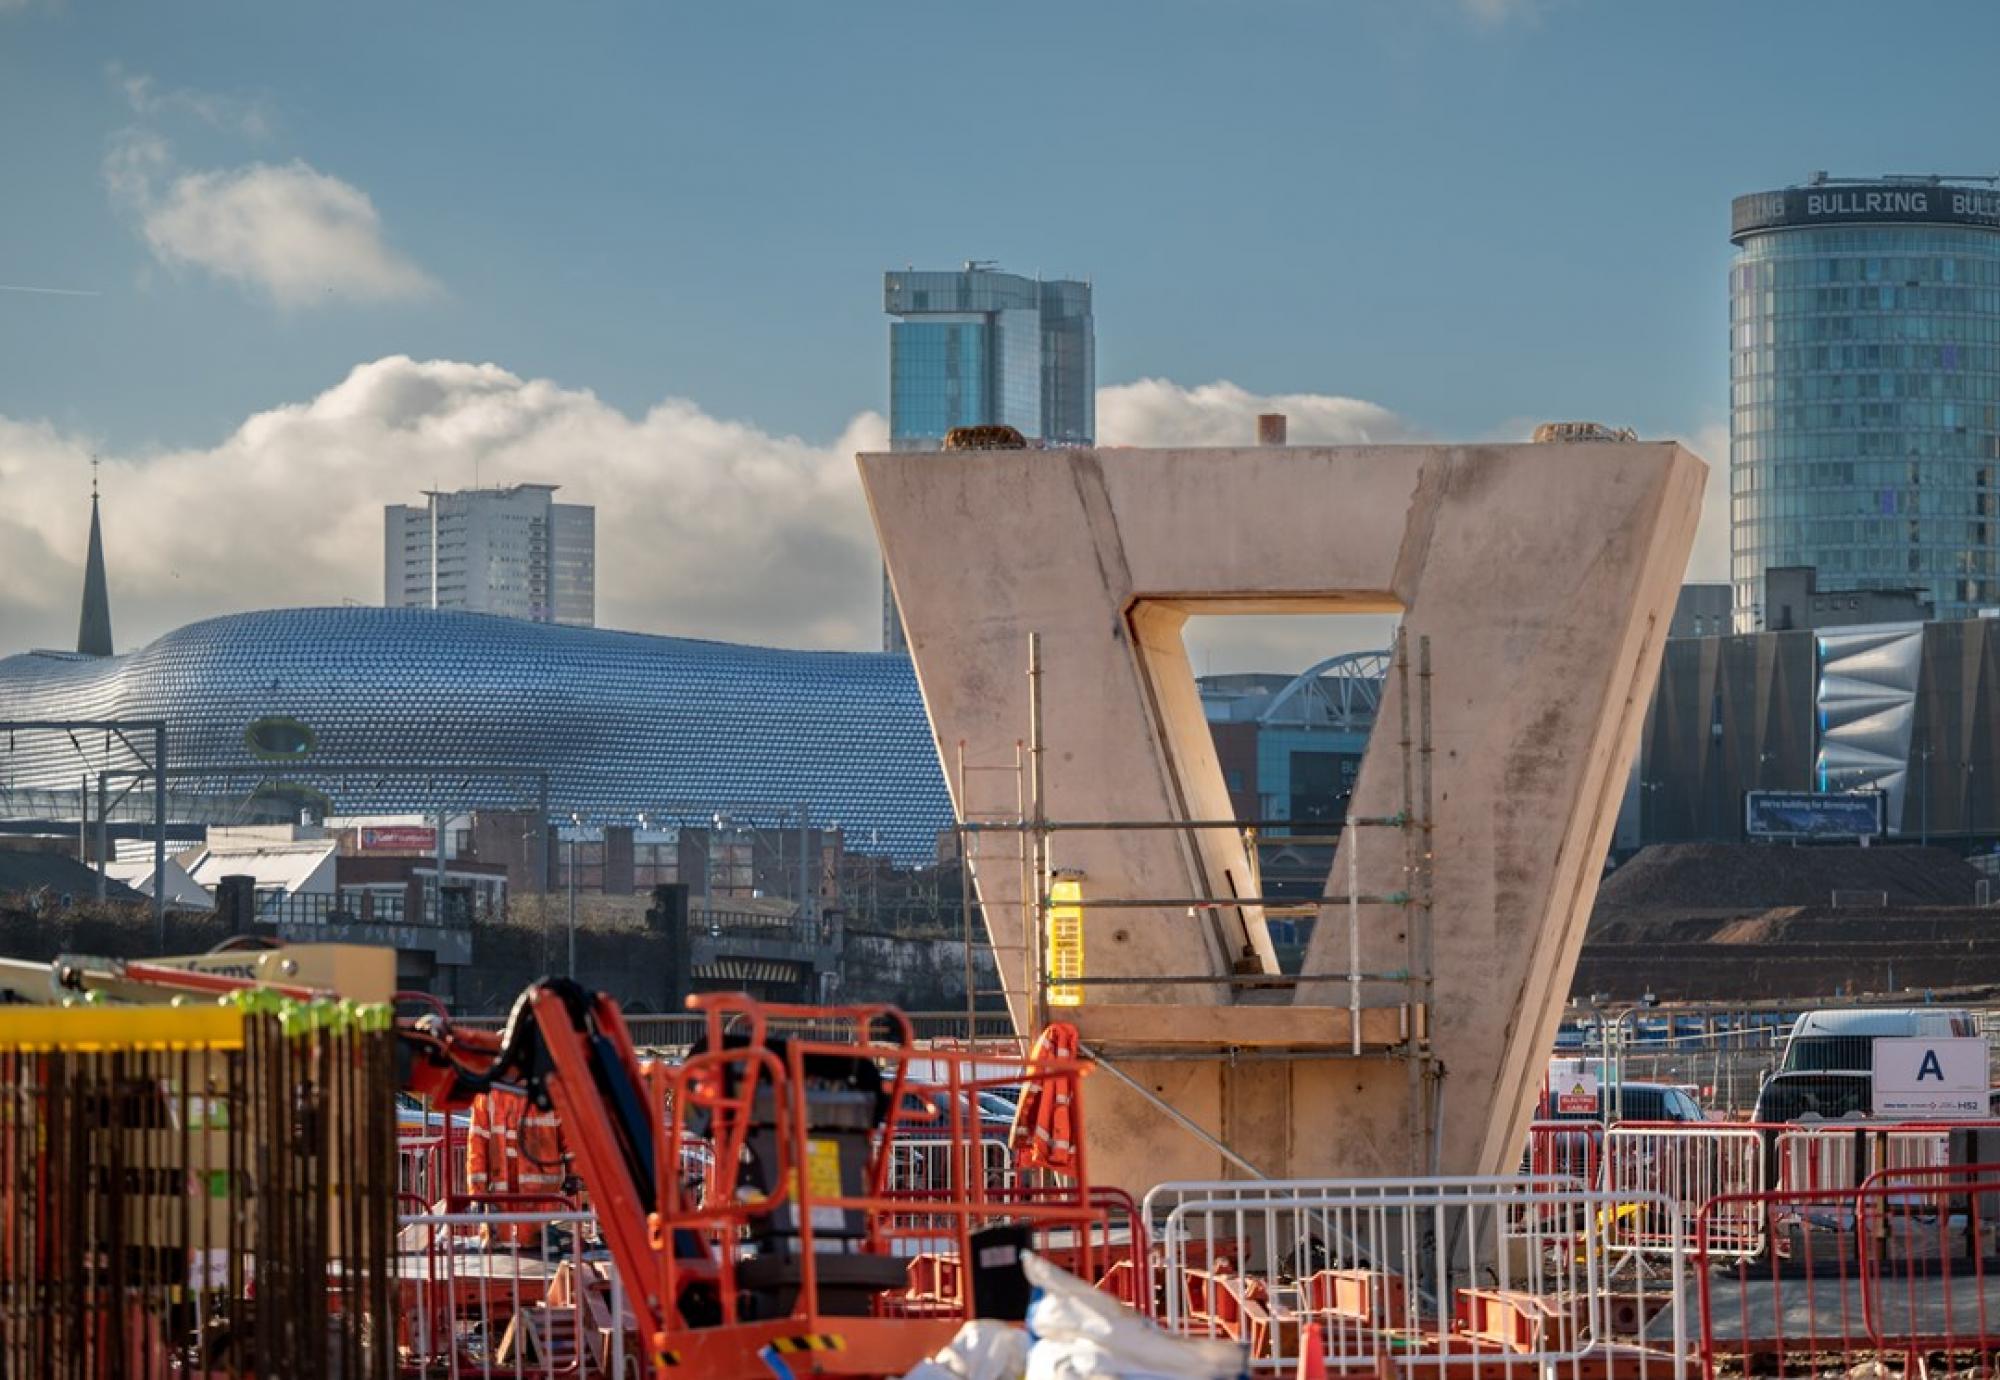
(399, 979, 1118, 1378)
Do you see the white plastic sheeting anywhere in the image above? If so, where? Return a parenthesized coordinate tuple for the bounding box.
(900, 1251, 1246, 1380)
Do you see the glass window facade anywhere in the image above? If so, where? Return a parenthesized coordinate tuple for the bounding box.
(994, 307, 1044, 435)
(1731, 217, 2000, 626)
(882, 266, 1093, 448)
(889, 320, 989, 440)
(881, 265, 1095, 650)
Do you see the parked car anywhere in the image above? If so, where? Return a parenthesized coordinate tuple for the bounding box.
(1752, 1071, 1871, 1124)
(896, 1086, 1016, 1136)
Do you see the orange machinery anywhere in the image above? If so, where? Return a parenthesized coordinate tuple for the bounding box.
(400, 981, 1110, 1379)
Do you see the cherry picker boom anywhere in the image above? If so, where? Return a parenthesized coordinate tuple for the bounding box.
(399, 979, 1111, 1379)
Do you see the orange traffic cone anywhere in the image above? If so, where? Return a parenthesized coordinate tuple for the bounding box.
(1297, 1323, 1327, 1380)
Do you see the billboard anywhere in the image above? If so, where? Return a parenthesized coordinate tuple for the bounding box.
(358, 825, 437, 853)
(1744, 789, 1884, 841)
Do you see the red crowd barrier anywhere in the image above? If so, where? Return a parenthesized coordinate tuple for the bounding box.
(1525, 1119, 1603, 1183)
(1694, 1165, 2000, 1378)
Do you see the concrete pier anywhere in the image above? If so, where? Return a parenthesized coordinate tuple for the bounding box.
(861, 441, 1705, 1192)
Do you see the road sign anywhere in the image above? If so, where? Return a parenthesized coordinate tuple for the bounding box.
(1871, 1036, 1989, 1120)
(1549, 1058, 1599, 1115)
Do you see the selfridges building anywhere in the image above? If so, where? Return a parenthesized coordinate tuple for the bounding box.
(0, 607, 952, 863)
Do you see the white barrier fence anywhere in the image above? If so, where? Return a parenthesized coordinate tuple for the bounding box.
(1151, 1177, 1687, 1375)
(1600, 1123, 1767, 1260)
(396, 1209, 632, 1378)
(1770, 1121, 1989, 1192)
(1517, 1118, 2000, 1265)
(886, 1135, 1014, 1195)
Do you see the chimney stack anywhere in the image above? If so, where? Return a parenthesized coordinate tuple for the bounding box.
(1256, 413, 1287, 446)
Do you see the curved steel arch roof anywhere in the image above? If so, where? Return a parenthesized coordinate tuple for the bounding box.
(1256, 648, 1391, 731)
(0, 608, 952, 863)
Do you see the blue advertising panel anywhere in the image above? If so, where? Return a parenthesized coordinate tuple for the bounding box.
(1744, 789, 1885, 840)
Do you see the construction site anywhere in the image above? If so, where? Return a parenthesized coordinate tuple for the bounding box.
(8, 436, 2000, 1380)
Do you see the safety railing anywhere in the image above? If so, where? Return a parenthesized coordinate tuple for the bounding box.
(1601, 1122, 1772, 1260)
(1143, 1173, 1582, 1239)
(886, 1135, 1015, 1196)
(1151, 1177, 1685, 1375)
(1524, 1119, 1604, 1188)
(1694, 1168, 2000, 1379)
(395, 1207, 630, 1378)
(1775, 1119, 2000, 1192)
(398, 1134, 453, 1207)
(883, 1184, 1151, 1323)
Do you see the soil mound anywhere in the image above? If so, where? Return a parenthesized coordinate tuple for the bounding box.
(1598, 842, 1983, 911)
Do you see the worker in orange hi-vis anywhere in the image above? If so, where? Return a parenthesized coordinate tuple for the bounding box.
(466, 1086, 573, 1249)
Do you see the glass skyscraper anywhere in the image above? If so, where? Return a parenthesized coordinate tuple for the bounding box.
(1731, 176, 2000, 629)
(881, 263, 1094, 649)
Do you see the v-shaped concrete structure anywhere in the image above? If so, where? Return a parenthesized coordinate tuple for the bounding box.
(861, 442, 1705, 1190)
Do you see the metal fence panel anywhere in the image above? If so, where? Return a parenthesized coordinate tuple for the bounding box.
(1153, 1178, 1685, 1376)
(1695, 1170, 2000, 1379)
(1602, 1123, 1770, 1259)
(395, 1208, 629, 1378)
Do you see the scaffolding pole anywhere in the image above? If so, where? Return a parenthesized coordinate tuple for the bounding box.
(1027, 631, 1049, 1034)
(1397, 629, 1422, 1169)
(1419, 632, 1440, 1170)
(956, 740, 974, 1039)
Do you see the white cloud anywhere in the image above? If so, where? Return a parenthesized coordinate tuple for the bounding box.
(0, 365, 1724, 678)
(101, 127, 171, 206)
(110, 158, 435, 306)
(1099, 377, 1423, 448)
(109, 64, 273, 140)
(1677, 422, 1731, 585)
(103, 82, 432, 309)
(0, 358, 885, 656)
(1457, 0, 1552, 26)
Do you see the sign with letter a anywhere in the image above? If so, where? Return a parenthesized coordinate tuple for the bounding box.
(1871, 1036, 1989, 1119)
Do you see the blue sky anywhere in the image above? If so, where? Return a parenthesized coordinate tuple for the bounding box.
(3, 0, 1998, 658)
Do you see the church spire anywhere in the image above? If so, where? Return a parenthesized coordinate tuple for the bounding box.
(77, 459, 113, 657)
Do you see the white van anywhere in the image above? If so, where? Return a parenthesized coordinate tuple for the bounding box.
(1779, 1006, 1979, 1076)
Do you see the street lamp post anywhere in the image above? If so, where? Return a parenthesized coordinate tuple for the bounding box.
(567, 811, 581, 979)
(1918, 746, 1932, 845)
(1639, 779, 1664, 844)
